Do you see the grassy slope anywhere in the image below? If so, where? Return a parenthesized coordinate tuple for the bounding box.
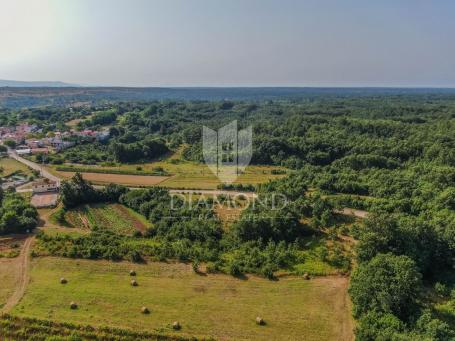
(13, 257, 353, 340)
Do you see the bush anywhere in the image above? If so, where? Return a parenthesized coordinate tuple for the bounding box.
(0, 192, 38, 235)
(434, 282, 449, 297)
(229, 260, 242, 277)
(53, 208, 67, 225)
(261, 263, 275, 280)
(192, 259, 200, 273)
(206, 262, 219, 273)
(355, 311, 406, 340)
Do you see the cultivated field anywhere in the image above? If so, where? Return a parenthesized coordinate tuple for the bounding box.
(62, 203, 150, 234)
(0, 157, 32, 177)
(52, 163, 286, 189)
(48, 148, 287, 189)
(57, 171, 170, 187)
(13, 257, 353, 341)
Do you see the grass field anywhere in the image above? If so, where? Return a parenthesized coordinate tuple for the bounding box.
(0, 258, 20, 309)
(57, 171, 170, 187)
(0, 157, 32, 177)
(49, 151, 287, 189)
(0, 235, 26, 310)
(13, 257, 353, 340)
(62, 203, 151, 234)
(66, 114, 93, 127)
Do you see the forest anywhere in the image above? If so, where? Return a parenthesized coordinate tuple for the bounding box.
(4, 92, 455, 339)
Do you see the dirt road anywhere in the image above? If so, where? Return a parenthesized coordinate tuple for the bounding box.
(9, 152, 368, 219)
(334, 208, 369, 218)
(1, 236, 34, 313)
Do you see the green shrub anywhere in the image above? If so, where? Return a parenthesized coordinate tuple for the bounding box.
(435, 282, 449, 297)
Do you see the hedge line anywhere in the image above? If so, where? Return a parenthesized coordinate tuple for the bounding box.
(0, 314, 206, 341)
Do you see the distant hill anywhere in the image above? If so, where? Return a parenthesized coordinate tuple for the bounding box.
(0, 79, 78, 87)
(1, 86, 455, 109)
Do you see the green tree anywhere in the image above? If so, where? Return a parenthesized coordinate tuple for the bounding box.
(349, 253, 421, 320)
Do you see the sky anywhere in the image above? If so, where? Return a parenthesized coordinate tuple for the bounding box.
(0, 0, 454, 87)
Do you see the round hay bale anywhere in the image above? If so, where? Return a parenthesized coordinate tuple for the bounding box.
(256, 316, 265, 325)
(303, 273, 310, 280)
(69, 301, 78, 310)
(60, 277, 68, 284)
(172, 321, 181, 330)
(129, 270, 136, 276)
(141, 306, 150, 314)
(131, 279, 138, 287)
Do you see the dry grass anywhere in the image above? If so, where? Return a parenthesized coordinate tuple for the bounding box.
(0, 235, 27, 255)
(57, 171, 169, 187)
(0, 235, 30, 309)
(66, 114, 93, 127)
(49, 148, 287, 189)
(13, 257, 354, 340)
(0, 157, 32, 177)
(0, 259, 21, 309)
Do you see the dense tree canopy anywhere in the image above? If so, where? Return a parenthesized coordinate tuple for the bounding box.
(0, 189, 38, 234)
(19, 93, 455, 338)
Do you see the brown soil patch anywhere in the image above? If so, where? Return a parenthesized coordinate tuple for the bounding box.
(0, 235, 27, 253)
(58, 171, 169, 186)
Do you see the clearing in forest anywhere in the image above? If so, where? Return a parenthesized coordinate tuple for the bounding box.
(49, 149, 287, 189)
(13, 257, 354, 341)
(56, 171, 169, 187)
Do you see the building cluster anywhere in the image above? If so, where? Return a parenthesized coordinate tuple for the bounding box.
(0, 123, 109, 155)
(0, 123, 39, 144)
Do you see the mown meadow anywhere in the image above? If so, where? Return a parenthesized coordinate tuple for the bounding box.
(12, 257, 353, 341)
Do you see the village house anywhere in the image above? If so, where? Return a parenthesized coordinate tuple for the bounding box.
(31, 147, 49, 154)
(30, 179, 59, 208)
(0, 123, 38, 145)
(15, 146, 31, 155)
(32, 179, 59, 193)
(3, 132, 25, 145)
(16, 123, 38, 134)
(25, 139, 44, 149)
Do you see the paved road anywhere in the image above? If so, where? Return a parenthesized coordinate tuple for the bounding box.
(8, 149, 61, 185)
